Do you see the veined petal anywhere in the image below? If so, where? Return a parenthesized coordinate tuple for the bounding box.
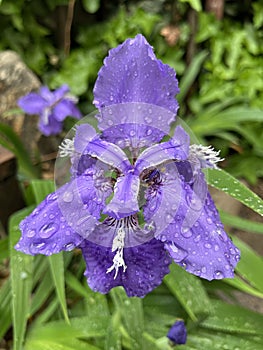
(18, 93, 47, 114)
(149, 165, 241, 280)
(104, 172, 140, 219)
(81, 238, 171, 297)
(98, 103, 175, 148)
(135, 126, 189, 173)
(164, 192, 240, 280)
(93, 34, 179, 113)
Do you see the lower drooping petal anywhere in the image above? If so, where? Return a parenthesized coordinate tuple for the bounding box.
(81, 238, 171, 297)
(144, 163, 240, 280)
(16, 171, 112, 255)
(39, 112, 62, 136)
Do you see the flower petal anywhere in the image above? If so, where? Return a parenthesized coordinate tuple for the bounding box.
(53, 99, 81, 122)
(135, 126, 189, 173)
(81, 238, 171, 297)
(97, 102, 175, 148)
(15, 185, 84, 256)
(18, 93, 47, 114)
(93, 34, 179, 113)
(164, 193, 240, 280)
(39, 113, 62, 136)
(104, 172, 140, 219)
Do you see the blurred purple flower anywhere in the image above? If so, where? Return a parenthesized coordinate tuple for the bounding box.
(167, 320, 187, 345)
(15, 34, 240, 297)
(18, 85, 82, 136)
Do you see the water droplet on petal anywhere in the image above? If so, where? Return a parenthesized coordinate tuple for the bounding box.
(206, 217, 213, 224)
(63, 191, 74, 203)
(27, 229, 36, 238)
(146, 129, 152, 136)
(214, 270, 224, 279)
(181, 226, 192, 238)
(64, 242, 75, 251)
(205, 243, 212, 249)
(39, 222, 58, 238)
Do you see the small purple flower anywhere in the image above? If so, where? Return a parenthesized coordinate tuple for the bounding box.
(15, 35, 240, 297)
(167, 320, 187, 345)
(18, 85, 82, 136)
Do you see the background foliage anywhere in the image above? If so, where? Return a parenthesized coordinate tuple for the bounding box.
(0, 0, 263, 349)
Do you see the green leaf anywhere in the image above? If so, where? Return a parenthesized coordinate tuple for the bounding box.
(82, 0, 100, 13)
(180, 329, 263, 350)
(179, 0, 202, 12)
(164, 263, 213, 322)
(9, 208, 34, 350)
(201, 300, 263, 334)
(48, 254, 69, 324)
(30, 179, 55, 203)
(205, 168, 263, 216)
(25, 321, 101, 350)
(0, 236, 9, 261)
(232, 236, 263, 293)
(110, 287, 144, 350)
(219, 210, 263, 234)
(178, 51, 208, 104)
(0, 122, 40, 179)
(0, 279, 12, 339)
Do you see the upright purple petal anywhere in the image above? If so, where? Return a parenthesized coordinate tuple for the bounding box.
(93, 34, 179, 113)
(98, 103, 175, 148)
(81, 238, 171, 297)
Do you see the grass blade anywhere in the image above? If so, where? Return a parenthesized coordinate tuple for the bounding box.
(9, 208, 34, 350)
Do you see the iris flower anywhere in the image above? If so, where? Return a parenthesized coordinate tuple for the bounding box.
(18, 85, 82, 136)
(16, 35, 240, 297)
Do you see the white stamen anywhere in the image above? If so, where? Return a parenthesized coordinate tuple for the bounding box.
(59, 138, 75, 157)
(42, 108, 50, 125)
(190, 144, 224, 168)
(106, 227, 127, 279)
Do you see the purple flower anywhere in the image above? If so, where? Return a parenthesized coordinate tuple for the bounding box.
(167, 320, 187, 345)
(15, 35, 240, 297)
(18, 85, 82, 136)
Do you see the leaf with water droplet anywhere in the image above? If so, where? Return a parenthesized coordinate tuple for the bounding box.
(205, 168, 263, 217)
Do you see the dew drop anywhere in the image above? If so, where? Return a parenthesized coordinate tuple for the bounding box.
(39, 222, 58, 238)
(205, 243, 212, 249)
(206, 217, 213, 224)
(63, 191, 74, 203)
(194, 234, 201, 243)
(146, 128, 152, 136)
(64, 242, 75, 251)
(181, 226, 192, 238)
(27, 229, 36, 238)
(214, 270, 224, 279)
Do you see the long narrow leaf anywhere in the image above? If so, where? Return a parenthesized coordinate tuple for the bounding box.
(9, 208, 34, 350)
(164, 263, 213, 322)
(205, 168, 263, 216)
